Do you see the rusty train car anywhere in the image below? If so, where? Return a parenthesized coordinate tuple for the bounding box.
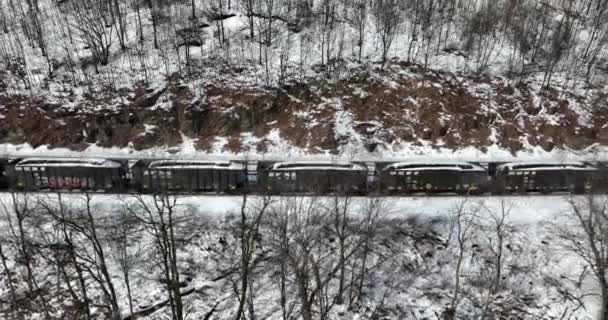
(0, 157, 605, 195)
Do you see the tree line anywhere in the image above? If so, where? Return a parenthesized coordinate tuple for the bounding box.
(0, 0, 607, 92)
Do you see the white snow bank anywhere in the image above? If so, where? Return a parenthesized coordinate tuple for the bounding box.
(2, 142, 608, 163)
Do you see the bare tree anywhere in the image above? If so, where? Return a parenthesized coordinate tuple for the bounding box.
(147, 0, 159, 49)
(1, 193, 50, 318)
(112, 0, 128, 50)
(266, 196, 371, 320)
(49, 194, 122, 320)
(445, 198, 478, 320)
(266, 197, 296, 320)
(554, 195, 608, 320)
(482, 200, 513, 293)
(267, 196, 324, 320)
(63, 0, 115, 72)
(38, 193, 127, 320)
(353, 196, 384, 305)
(0, 234, 18, 319)
(345, 0, 367, 63)
(109, 204, 142, 319)
(478, 200, 514, 319)
(327, 195, 350, 305)
(132, 0, 145, 43)
(373, 0, 402, 67)
(128, 194, 186, 320)
(580, 0, 608, 81)
(241, 0, 256, 38)
(234, 194, 272, 320)
(191, 0, 197, 20)
(40, 194, 92, 319)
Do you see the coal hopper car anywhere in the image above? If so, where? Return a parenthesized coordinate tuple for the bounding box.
(139, 160, 248, 193)
(494, 161, 597, 194)
(7, 157, 123, 191)
(259, 161, 368, 195)
(378, 161, 488, 194)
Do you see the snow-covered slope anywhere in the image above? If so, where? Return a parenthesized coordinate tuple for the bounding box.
(1, 0, 608, 159)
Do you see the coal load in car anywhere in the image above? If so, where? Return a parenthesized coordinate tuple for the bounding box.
(141, 160, 247, 193)
(494, 162, 597, 194)
(8, 158, 123, 191)
(260, 161, 368, 195)
(378, 162, 488, 194)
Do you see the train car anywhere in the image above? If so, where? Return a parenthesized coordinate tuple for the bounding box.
(494, 162, 597, 194)
(260, 161, 368, 195)
(378, 161, 489, 194)
(140, 160, 247, 193)
(0, 158, 8, 189)
(7, 157, 123, 191)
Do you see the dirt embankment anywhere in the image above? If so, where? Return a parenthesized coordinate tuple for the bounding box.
(1, 63, 607, 154)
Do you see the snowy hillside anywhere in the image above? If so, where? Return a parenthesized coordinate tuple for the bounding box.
(0, 193, 604, 319)
(1, 0, 608, 158)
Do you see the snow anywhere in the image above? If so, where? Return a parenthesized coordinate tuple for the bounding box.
(139, 124, 159, 137)
(148, 160, 245, 170)
(270, 160, 367, 171)
(383, 161, 486, 172)
(0, 192, 582, 226)
(4, 140, 608, 165)
(15, 157, 122, 168)
(497, 161, 598, 171)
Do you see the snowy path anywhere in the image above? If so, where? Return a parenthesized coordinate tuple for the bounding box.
(0, 193, 573, 223)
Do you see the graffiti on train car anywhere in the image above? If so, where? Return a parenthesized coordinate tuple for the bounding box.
(48, 177, 95, 189)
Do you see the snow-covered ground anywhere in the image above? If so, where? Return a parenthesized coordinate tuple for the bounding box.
(0, 193, 602, 319)
(0, 193, 577, 222)
(2, 140, 608, 163)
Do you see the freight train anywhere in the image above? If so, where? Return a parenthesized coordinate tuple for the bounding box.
(0, 156, 605, 195)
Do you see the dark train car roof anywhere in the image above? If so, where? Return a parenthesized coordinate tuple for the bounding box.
(497, 161, 597, 171)
(147, 160, 245, 170)
(15, 158, 121, 168)
(270, 161, 367, 171)
(383, 161, 485, 172)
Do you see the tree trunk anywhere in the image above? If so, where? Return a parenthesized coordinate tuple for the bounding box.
(450, 240, 465, 313)
(147, 0, 158, 49)
(191, 0, 196, 19)
(601, 279, 608, 320)
(125, 268, 134, 318)
(113, 0, 126, 50)
(167, 208, 184, 320)
(136, 0, 144, 43)
(0, 243, 18, 318)
(493, 234, 503, 293)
